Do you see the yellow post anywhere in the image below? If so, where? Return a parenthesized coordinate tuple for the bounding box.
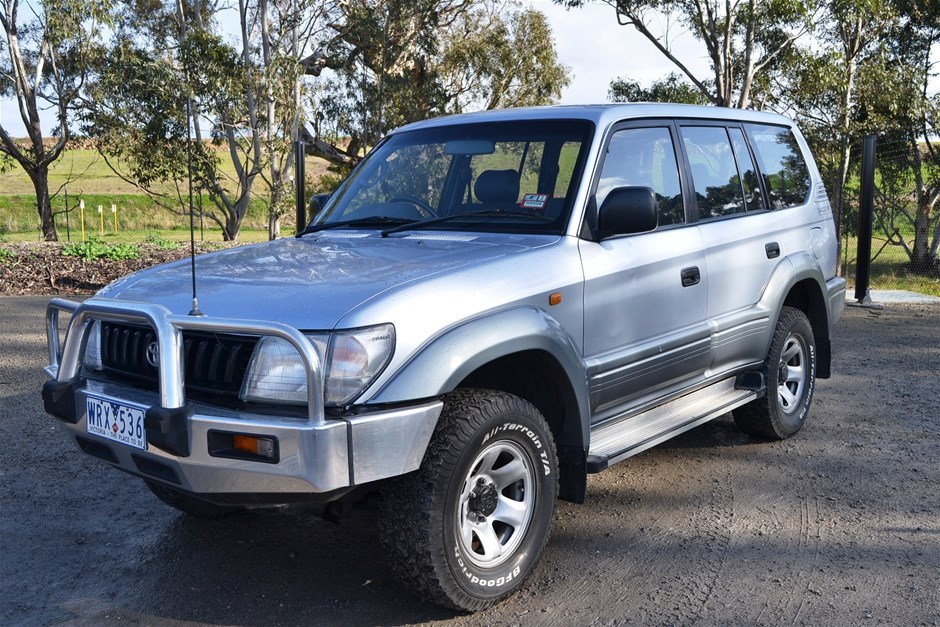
(98, 205, 104, 237)
(111, 204, 118, 234)
(79, 200, 85, 241)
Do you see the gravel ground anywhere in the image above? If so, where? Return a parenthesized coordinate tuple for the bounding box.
(1, 296, 938, 626)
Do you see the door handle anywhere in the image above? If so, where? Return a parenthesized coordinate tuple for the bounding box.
(680, 266, 701, 287)
(765, 242, 780, 259)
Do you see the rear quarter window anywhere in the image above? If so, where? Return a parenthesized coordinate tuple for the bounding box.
(746, 124, 811, 209)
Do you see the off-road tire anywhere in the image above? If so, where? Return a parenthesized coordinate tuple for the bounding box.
(379, 388, 558, 612)
(145, 480, 240, 519)
(734, 306, 816, 439)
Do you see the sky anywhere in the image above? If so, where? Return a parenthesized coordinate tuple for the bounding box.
(0, 1, 706, 137)
(530, 1, 708, 104)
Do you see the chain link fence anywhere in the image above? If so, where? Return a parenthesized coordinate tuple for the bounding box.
(0, 193, 277, 247)
(837, 135, 940, 297)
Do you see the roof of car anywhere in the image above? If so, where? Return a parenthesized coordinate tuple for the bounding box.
(393, 103, 797, 134)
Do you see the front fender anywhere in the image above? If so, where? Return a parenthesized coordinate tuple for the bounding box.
(368, 306, 590, 426)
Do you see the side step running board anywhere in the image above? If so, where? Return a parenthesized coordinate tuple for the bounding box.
(587, 376, 763, 473)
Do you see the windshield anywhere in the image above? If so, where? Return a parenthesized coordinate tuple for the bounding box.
(311, 120, 594, 235)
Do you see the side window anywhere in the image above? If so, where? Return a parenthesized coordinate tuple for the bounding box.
(597, 127, 684, 227)
(746, 124, 811, 209)
(728, 128, 764, 212)
(681, 126, 746, 219)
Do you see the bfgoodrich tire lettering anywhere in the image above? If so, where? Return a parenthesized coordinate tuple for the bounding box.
(734, 306, 817, 439)
(379, 389, 558, 612)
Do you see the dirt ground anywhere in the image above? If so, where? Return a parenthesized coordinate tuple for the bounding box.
(0, 296, 937, 626)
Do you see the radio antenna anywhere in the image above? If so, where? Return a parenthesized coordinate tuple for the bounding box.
(180, 0, 202, 317)
(185, 96, 202, 317)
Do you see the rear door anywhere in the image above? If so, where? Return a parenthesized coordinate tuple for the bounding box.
(678, 122, 812, 374)
(580, 122, 710, 419)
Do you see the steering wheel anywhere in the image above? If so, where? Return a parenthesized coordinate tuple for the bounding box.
(389, 194, 437, 218)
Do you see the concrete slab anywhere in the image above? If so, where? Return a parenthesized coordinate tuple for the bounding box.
(847, 289, 940, 305)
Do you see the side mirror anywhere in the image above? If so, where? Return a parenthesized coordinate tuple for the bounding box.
(597, 186, 658, 238)
(308, 192, 333, 217)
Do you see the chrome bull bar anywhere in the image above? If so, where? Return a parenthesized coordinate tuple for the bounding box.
(45, 297, 325, 423)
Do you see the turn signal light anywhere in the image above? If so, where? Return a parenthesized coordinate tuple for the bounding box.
(207, 431, 278, 463)
(233, 435, 275, 458)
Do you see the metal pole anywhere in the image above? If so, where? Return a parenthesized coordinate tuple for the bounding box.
(855, 134, 877, 304)
(295, 140, 306, 232)
(199, 190, 204, 241)
(64, 185, 71, 242)
(292, 0, 305, 234)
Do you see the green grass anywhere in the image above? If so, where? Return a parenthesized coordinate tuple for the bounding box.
(841, 235, 940, 296)
(0, 149, 334, 196)
(0, 193, 273, 234)
(0, 147, 336, 239)
(2, 226, 271, 244)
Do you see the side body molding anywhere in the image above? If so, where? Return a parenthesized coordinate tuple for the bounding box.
(369, 306, 591, 446)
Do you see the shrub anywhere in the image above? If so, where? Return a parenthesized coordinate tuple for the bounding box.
(145, 232, 179, 250)
(0, 247, 14, 264)
(62, 238, 140, 261)
(104, 243, 140, 260)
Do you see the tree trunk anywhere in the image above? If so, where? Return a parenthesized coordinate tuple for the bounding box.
(832, 138, 852, 276)
(29, 166, 58, 242)
(268, 182, 283, 240)
(909, 136, 930, 270)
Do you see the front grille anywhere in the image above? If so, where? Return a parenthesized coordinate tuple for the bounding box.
(99, 322, 259, 403)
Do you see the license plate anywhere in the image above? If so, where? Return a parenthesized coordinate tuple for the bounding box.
(85, 394, 147, 450)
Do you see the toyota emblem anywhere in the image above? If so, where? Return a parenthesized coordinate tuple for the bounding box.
(146, 341, 160, 368)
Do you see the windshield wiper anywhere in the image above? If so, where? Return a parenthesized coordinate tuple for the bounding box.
(380, 209, 553, 238)
(296, 216, 413, 237)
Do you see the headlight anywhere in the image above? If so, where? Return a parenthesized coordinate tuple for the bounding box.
(241, 324, 395, 407)
(82, 321, 103, 370)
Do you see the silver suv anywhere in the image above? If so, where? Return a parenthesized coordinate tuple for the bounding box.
(43, 104, 845, 611)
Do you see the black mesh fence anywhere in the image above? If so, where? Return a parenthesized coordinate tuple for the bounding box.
(839, 135, 940, 297)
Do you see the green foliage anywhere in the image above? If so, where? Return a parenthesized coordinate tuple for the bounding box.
(0, 247, 14, 265)
(316, 1, 569, 155)
(145, 232, 180, 250)
(312, 172, 348, 195)
(559, 0, 812, 107)
(439, 6, 570, 113)
(609, 73, 710, 105)
(62, 238, 140, 261)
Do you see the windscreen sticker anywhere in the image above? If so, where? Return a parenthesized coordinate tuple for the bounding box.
(520, 193, 550, 211)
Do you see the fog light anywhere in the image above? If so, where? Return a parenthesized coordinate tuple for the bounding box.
(207, 431, 279, 463)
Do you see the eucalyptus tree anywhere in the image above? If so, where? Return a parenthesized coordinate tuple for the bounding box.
(608, 72, 710, 104)
(305, 0, 570, 168)
(89, 0, 286, 241)
(438, 5, 569, 113)
(0, 0, 110, 241)
(860, 0, 939, 272)
(771, 0, 895, 270)
(556, 0, 816, 108)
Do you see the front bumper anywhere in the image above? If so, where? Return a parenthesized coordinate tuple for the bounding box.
(43, 298, 441, 501)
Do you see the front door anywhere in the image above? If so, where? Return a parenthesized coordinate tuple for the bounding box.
(580, 123, 709, 420)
